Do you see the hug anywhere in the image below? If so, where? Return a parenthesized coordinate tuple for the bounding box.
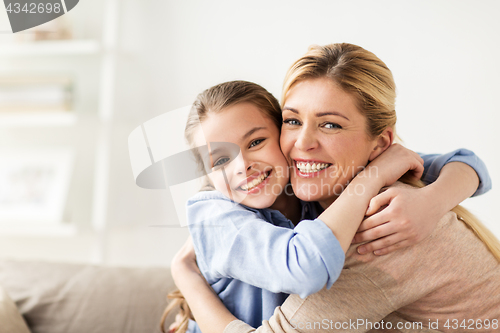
(163, 43, 499, 333)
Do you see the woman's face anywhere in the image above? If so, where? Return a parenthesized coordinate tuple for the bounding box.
(280, 77, 379, 208)
(194, 102, 289, 209)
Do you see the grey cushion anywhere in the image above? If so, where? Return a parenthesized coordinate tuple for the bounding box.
(0, 283, 31, 333)
(0, 260, 176, 333)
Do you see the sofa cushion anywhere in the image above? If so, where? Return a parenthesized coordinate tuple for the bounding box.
(0, 283, 31, 333)
(0, 260, 176, 333)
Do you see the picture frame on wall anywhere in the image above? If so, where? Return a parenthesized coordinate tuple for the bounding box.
(0, 148, 75, 229)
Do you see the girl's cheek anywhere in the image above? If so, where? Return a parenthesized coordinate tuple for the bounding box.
(279, 133, 294, 156)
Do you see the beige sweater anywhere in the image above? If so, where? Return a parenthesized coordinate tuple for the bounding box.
(224, 210, 500, 333)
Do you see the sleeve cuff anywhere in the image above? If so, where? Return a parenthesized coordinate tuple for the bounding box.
(420, 149, 492, 197)
(224, 320, 256, 333)
(445, 149, 492, 197)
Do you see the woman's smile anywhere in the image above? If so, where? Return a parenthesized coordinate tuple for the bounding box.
(293, 159, 332, 177)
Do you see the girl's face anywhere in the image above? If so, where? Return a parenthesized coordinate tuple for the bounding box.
(194, 102, 289, 209)
(280, 77, 380, 208)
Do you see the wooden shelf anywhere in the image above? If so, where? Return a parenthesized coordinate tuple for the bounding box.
(0, 40, 100, 57)
(0, 223, 77, 237)
(0, 112, 77, 127)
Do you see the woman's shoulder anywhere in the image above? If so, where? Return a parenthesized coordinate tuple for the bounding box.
(346, 199, 498, 282)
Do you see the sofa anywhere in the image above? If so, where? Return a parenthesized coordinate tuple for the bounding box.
(0, 260, 176, 333)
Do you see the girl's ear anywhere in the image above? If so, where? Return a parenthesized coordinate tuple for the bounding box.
(369, 128, 394, 161)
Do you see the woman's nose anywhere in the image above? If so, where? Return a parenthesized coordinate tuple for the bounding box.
(294, 126, 318, 151)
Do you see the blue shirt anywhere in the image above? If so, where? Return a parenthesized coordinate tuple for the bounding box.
(186, 149, 491, 332)
(187, 191, 343, 331)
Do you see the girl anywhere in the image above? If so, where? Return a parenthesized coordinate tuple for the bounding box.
(163, 80, 490, 333)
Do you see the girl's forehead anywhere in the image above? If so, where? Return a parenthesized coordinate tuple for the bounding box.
(197, 105, 277, 143)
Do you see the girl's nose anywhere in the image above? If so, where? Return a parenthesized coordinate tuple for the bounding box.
(238, 161, 255, 175)
(234, 153, 255, 175)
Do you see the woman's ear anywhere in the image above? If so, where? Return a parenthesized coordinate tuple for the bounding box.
(369, 128, 394, 161)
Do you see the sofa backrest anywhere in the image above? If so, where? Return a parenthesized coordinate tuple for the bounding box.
(0, 260, 176, 333)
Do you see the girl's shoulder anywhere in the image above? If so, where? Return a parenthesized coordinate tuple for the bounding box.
(186, 190, 256, 225)
(187, 190, 229, 204)
(186, 190, 292, 228)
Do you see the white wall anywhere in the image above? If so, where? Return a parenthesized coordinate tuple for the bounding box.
(2, 0, 498, 267)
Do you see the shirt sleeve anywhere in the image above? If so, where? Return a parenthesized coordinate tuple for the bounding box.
(419, 148, 491, 196)
(187, 196, 345, 298)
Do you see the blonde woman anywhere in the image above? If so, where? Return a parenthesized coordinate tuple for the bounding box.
(171, 43, 499, 332)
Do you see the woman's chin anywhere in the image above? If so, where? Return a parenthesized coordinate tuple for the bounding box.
(292, 180, 344, 205)
(293, 183, 325, 203)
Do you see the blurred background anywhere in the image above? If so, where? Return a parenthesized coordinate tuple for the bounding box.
(0, 0, 498, 267)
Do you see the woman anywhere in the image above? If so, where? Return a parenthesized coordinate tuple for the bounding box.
(171, 43, 499, 332)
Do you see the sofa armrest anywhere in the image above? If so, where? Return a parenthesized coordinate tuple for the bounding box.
(0, 284, 31, 333)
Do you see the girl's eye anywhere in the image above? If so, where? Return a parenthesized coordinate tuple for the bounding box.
(213, 157, 230, 168)
(283, 119, 301, 126)
(323, 122, 342, 129)
(249, 138, 265, 148)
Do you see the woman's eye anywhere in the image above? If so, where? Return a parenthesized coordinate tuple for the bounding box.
(323, 122, 342, 129)
(283, 119, 301, 126)
(213, 157, 230, 167)
(249, 138, 265, 148)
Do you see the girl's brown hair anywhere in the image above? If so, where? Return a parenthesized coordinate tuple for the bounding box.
(161, 80, 282, 333)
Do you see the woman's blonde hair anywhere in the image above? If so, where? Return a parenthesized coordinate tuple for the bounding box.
(282, 43, 397, 139)
(401, 176, 500, 261)
(282, 43, 500, 261)
(160, 80, 282, 333)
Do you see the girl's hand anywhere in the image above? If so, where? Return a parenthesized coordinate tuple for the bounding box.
(353, 183, 446, 255)
(168, 314, 184, 333)
(365, 143, 424, 188)
(171, 236, 200, 282)
(170, 236, 238, 333)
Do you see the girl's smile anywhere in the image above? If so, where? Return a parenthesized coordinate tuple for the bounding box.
(236, 169, 272, 193)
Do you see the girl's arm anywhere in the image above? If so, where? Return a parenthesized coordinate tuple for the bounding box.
(353, 147, 490, 255)
(188, 193, 345, 298)
(172, 156, 424, 333)
(419, 148, 491, 196)
(170, 237, 237, 333)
